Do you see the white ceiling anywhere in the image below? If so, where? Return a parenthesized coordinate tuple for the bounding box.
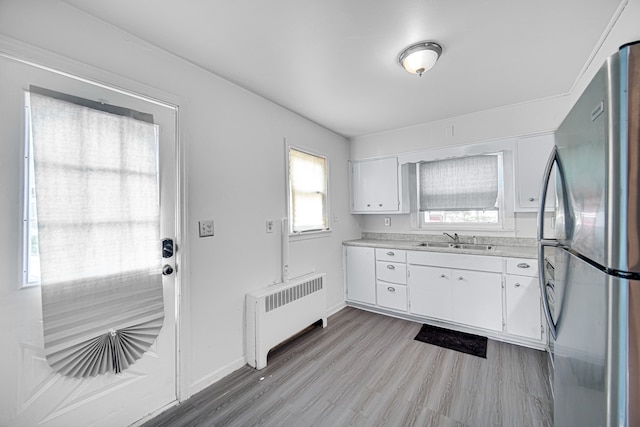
(63, 0, 622, 138)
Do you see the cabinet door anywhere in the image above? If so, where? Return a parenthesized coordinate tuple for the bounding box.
(452, 270, 503, 331)
(505, 275, 542, 340)
(515, 134, 555, 211)
(351, 157, 399, 212)
(345, 246, 376, 304)
(408, 265, 452, 320)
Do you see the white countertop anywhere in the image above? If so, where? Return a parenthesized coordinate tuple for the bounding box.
(343, 238, 538, 259)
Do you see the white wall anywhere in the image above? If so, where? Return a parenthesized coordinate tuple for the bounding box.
(0, 0, 360, 419)
(349, 0, 640, 238)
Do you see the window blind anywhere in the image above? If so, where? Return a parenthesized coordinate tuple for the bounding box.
(419, 155, 499, 211)
(289, 148, 328, 233)
(29, 88, 164, 378)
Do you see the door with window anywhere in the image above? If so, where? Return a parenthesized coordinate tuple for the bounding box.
(0, 55, 178, 426)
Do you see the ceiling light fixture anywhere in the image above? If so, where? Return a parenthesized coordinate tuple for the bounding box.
(398, 41, 442, 77)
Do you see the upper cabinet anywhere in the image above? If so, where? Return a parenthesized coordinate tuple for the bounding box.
(350, 157, 409, 214)
(514, 133, 555, 212)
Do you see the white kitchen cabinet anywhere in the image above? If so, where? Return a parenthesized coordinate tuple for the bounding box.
(375, 248, 407, 311)
(407, 251, 502, 331)
(350, 157, 406, 213)
(504, 258, 543, 341)
(408, 265, 452, 320)
(515, 133, 555, 212)
(451, 269, 503, 332)
(345, 246, 376, 305)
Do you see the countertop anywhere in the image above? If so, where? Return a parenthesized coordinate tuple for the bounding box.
(343, 233, 538, 259)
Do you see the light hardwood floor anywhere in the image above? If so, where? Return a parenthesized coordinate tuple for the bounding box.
(144, 307, 552, 427)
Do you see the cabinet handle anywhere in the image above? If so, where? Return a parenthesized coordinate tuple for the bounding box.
(387, 265, 395, 270)
(515, 283, 521, 287)
(387, 286, 396, 292)
(458, 276, 464, 281)
(386, 251, 395, 256)
(529, 197, 535, 202)
(517, 263, 530, 268)
(379, 204, 383, 207)
(440, 274, 446, 278)
(367, 204, 371, 207)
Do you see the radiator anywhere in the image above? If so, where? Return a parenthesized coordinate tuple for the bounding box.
(246, 273, 327, 370)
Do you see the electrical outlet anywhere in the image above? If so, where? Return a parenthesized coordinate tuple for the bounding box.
(384, 217, 391, 226)
(199, 220, 214, 237)
(266, 219, 274, 233)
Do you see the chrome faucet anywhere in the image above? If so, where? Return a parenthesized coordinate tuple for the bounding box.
(443, 232, 459, 243)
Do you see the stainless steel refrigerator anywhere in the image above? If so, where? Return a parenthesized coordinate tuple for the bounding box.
(538, 40, 640, 426)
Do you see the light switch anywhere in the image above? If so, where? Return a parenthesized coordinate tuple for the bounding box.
(266, 220, 274, 233)
(199, 220, 214, 237)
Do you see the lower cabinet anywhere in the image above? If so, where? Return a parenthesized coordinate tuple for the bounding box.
(451, 269, 502, 332)
(345, 246, 376, 305)
(344, 245, 545, 349)
(409, 265, 452, 320)
(409, 264, 502, 332)
(504, 258, 543, 341)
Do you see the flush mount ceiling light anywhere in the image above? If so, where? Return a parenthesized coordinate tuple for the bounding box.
(398, 41, 442, 76)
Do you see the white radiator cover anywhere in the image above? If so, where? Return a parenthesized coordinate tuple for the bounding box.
(246, 273, 327, 369)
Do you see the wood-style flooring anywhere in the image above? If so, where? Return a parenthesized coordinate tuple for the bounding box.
(143, 307, 552, 427)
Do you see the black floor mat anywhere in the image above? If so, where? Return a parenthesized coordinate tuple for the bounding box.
(414, 324, 487, 358)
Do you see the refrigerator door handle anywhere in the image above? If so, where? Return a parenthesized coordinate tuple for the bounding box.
(538, 241, 559, 340)
(537, 145, 557, 242)
(537, 146, 560, 340)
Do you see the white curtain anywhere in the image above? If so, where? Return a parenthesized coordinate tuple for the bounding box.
(29, 89, 164, 378)
(419, 154, 499, 211)
(289, 148, 328, 233)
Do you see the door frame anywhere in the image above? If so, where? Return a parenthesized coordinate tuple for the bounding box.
(0, 35, 192, 418)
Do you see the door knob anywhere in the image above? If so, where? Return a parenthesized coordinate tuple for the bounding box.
(162, 265, 174, 276)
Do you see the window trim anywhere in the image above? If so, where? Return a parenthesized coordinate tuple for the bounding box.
(286, 144, 331, 237)
(22, 91, 40, 287)
(416, 152, 506, 230)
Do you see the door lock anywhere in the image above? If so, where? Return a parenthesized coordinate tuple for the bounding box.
(162, 265, 174, 276)
(162, 238, 174, 258)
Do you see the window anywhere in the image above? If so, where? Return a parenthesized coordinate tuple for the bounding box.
(25, 86, 166, 377)
(288, 147, 329, 234)
(418, 153, 503, 226)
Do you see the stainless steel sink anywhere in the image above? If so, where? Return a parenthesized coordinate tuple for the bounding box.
(417, 242, 452, 248)
(457, 243, 495, 251)
(416, 242, 495, 251)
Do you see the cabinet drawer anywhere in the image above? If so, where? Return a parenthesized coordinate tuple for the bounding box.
(375, 248, 406, 263)
(376, 261, 407, 284)
(505, 258, 538, 277)
(377, 282, 407, 311)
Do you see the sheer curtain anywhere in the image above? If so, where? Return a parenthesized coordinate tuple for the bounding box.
(419, 154, 499, 211)
(29, 87, 164, 378)
(289, 148, 328, 233)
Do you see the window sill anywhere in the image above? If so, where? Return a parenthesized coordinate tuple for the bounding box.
(289, 229, 332, 241)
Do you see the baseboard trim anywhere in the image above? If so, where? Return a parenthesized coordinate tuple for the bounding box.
(190, 357, 247, 396)
(327, 301, 347, 317)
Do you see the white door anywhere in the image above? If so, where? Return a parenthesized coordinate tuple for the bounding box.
(0, 55, 178, 426)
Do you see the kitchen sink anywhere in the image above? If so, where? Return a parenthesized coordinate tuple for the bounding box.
(457, 243, 495, 251)
(416, 242, 495, 251)
(417, 242, 451, 248)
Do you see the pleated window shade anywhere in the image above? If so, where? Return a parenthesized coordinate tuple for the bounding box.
(29, 88, 164, 378)
(419, 154, 499, 211)
(289, 148, 328, 233)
